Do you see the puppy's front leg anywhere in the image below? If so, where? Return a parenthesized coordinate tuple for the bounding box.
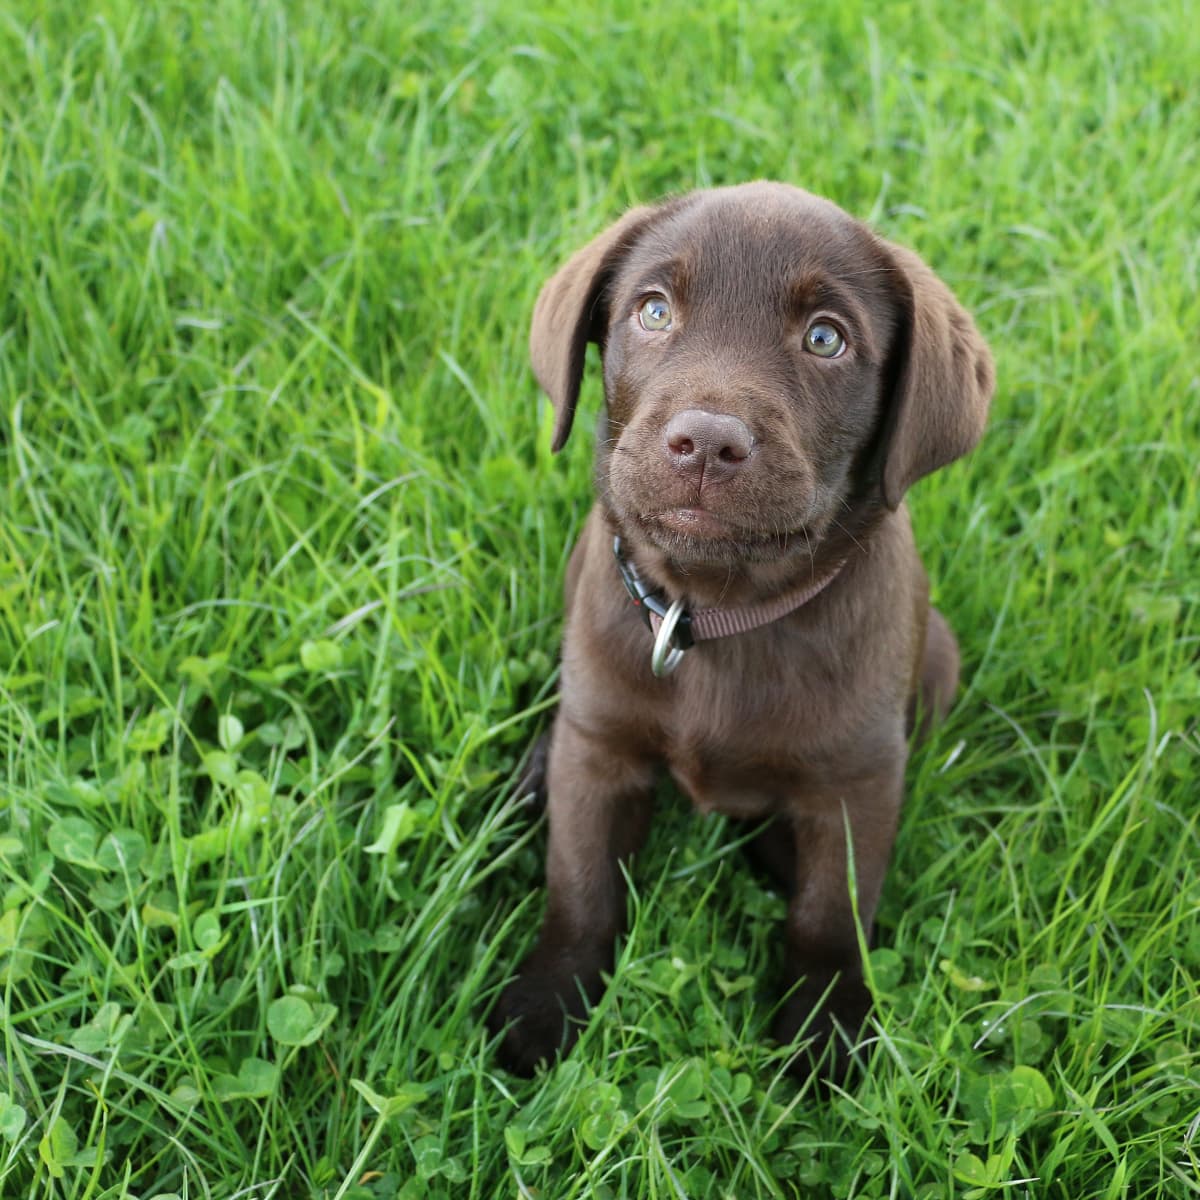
(492, 714, 654, 1075)
(772, 763, 904, 1081)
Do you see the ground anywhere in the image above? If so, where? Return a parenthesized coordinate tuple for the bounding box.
(1, 1, 1197, 1196)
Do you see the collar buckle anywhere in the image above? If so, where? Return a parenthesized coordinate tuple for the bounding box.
(612, 537, 695, 650)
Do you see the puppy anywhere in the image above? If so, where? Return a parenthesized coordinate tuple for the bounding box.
(491, 182, 993, 1079)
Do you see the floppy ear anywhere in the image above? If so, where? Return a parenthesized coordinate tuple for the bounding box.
(530, 204, 664, 452)
(879, 242, 995, 509)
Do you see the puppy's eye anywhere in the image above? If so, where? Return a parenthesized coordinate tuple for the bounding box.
(638, 294, 673, 332)
(804, 321, 846, 358)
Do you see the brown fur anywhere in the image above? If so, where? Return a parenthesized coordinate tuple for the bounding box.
(491, 182, 993, 1079)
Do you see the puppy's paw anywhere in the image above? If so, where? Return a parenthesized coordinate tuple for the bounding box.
(771, 970, 870, 1089)
(488, 963, 594, 1076)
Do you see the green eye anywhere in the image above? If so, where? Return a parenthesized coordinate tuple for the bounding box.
(804, 321, 846, 358)
(639, 294, 672, 331)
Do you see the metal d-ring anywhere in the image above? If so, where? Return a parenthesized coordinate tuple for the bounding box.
(651, 597, 688, 677)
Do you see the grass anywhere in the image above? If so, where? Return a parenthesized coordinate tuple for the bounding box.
(0, 0, 1197, 1195)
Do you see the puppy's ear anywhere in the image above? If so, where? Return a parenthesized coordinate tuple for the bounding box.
(530, 204, 664, 452)
(879, 242, 994, 509)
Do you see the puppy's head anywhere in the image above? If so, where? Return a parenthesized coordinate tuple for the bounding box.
(530, 183, 993, 571)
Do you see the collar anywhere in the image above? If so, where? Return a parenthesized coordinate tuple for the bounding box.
(612, 536, 844, 677)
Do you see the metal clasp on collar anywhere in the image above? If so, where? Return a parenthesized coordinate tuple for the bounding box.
(612, 536, 694, 677)
(651, 597, 688, 677)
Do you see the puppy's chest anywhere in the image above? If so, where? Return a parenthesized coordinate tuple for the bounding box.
(667, 752, 799, 819)
(660, 668, 824, 818)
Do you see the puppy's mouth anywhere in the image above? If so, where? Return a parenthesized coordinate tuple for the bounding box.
(639, 506, 800, 562)
(653, 506, 741, 538)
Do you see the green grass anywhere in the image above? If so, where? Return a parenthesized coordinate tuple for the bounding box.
(1, 0, 1197, 1195)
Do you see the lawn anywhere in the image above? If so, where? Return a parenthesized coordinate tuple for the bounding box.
(1, 1, 1197, 1196)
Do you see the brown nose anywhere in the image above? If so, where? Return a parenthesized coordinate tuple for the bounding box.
(663, 409, 754, 485)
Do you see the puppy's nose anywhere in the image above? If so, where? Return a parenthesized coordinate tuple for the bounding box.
(663, 409, 753, 485)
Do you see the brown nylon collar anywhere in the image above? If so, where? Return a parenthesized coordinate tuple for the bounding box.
(612, 536, 843, 674)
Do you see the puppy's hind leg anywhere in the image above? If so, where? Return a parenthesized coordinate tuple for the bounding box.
(512, 729, 552, 810)
(907, 607, 960, 742)
(744, 818, 796, 895)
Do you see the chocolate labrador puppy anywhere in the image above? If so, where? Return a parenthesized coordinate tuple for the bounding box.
(491, 182, 993, 1078)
